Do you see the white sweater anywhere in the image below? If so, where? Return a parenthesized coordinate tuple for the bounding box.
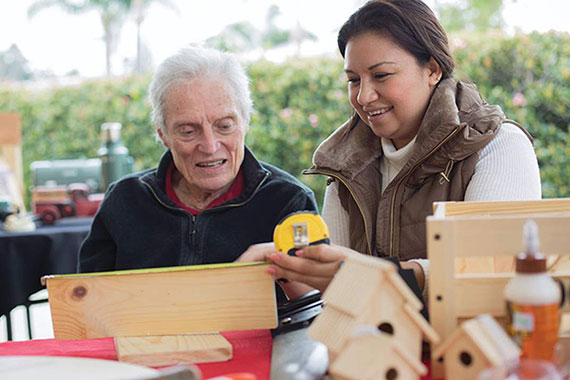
(322, 123, 542, 291)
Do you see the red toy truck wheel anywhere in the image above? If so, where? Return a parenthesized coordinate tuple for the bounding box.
(41, 210, 58, 225)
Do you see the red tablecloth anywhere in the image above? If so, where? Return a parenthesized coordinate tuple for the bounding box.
(0, 330, 442, 379)
(0, 330, 271, 380)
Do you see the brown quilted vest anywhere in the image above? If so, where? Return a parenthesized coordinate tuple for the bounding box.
(305, 79, 531, 261)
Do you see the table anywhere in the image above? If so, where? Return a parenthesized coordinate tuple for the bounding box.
(271, 328, 438, 380)
(0, 356, 162, 380)
(0, 330, 271, 379)
(0, 327, 439, 379)
(0, 217, 92, 318)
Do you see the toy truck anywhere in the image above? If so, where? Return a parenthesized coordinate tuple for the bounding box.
(32, 183, 104, 225)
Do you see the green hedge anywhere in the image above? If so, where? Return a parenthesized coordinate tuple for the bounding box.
(0, 31, 568, 208)
(453, 31, 570, 197)
(247, 57, 350, 204)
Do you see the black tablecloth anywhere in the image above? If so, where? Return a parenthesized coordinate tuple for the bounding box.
(0, 217, 92, 316)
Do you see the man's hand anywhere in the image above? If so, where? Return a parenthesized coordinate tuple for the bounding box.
(235, 242, 276, 263)
(235, 242, 316, 299)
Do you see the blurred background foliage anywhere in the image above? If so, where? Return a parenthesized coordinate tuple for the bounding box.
(0, 31, 568, 208)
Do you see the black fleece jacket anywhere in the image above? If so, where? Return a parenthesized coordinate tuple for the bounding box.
(79, 147, 317, 272)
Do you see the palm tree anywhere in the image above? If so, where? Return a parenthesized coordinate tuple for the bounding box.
(130, 0, 176, 74)
(205, 4, 318, 58)
(205, 22, 261, 53)
(28, 0, 131, 77)
(290, 21, 317, 56)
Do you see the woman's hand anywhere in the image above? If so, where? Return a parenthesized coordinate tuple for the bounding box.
(237, 243, 426, 296)
(266, 244, 358, 292)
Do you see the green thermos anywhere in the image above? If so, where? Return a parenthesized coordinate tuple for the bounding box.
(97, 122, 133, 191)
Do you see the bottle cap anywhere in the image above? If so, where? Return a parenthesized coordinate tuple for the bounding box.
(515, 252, 546, 273)
(100, 122, 122, 142)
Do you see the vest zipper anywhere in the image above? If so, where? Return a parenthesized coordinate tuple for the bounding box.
(439, 159, 455, 184)
(303, 170, 373, 256)
(388, 125, 463, 257)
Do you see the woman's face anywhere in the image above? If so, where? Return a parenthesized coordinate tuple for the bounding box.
(344, 32, 441, 149)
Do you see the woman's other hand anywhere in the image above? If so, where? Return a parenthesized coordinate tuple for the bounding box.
(266, 244, 358, 292)
(400, 260, 426, 292)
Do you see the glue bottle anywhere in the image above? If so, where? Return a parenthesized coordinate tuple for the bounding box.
(504, 220, 561, 362)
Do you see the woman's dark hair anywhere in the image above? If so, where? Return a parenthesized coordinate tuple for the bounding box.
(338, 0, 455, 79)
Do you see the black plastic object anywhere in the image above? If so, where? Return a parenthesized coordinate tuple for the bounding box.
(272, 289, 324, 336)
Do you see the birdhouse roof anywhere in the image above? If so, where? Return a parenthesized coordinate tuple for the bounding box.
(309, 253, 439, 345)
(433, 314, 520, 365)
(323, 253, 423, 313)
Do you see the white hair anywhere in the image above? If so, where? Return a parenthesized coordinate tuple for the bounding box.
(148, 46, 253, 133)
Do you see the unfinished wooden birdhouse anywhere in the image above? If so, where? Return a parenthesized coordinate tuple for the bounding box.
(330, 332, 427, 380)
(433, 314, 520, 380)
(308, 253, 439, 376)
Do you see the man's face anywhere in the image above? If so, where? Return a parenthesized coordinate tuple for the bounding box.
(158, 79, 247, 199)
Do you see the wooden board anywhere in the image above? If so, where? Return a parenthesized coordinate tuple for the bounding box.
(115, 333, 232, 366)
(45, 262, 277, 339)
(455, 272, 570, 318)
(432, 214, 570, 258)
(434, 198, 570, 217)
(0, 112, 21, 145)
(0, 113, 24, 210)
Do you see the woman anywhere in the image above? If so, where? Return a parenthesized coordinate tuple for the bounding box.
(241, 0, 541, 298)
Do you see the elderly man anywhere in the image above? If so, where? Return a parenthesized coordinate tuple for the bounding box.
(79, 47, 317, 272)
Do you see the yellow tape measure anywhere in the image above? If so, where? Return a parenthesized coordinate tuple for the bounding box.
(273, 211, 330, 256)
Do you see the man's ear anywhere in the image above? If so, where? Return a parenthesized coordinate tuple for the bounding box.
(157, 127, 169, 148)
(427, 57, 443, 86)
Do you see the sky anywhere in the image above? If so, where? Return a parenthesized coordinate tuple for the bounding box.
(0, 0, 569, 79)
